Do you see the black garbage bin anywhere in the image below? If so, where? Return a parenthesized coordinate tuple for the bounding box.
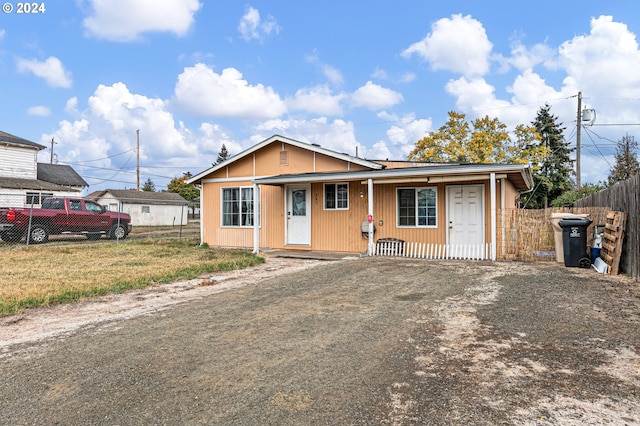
(558, 217, 593, 268)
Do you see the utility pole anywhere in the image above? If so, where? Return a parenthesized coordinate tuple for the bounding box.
(576, 91, 582, 189)
(136, 129, 140, 191)
(50, 137, 57, 164)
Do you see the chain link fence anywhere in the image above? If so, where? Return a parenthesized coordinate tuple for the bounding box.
(0, 192, 197, 246)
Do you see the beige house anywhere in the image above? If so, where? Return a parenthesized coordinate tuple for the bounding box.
(187, 135, 533, 260)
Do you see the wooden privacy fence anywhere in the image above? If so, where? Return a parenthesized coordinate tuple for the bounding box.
(574, 175, 639, 278)
(496, 207, 611, 262)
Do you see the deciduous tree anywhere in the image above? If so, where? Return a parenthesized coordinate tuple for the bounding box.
(168, 172, 200, 216)
(408, 111, 545, 165)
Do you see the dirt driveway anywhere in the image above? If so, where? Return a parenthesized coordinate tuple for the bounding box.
(1, 255, 639, 425)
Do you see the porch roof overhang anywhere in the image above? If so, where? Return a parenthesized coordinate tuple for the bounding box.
(253, 163, 533, 190)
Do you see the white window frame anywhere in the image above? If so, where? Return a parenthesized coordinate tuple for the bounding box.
(396, 186, 437, 228)
(221, 186, 255, 228)
(323, 182, 349, 210)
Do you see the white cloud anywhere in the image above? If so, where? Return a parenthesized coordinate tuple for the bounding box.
(306, 51, 344, 85)
(41, 83, 221, 190)
(558, 15, 640, 98)
(362, 112, 432, 160)
(27, 106, 51, 116)
(320, 64, 344, 86)
(198, 122, 243, 158)
(65, 97, 79, 115)
(16, 56, 72, 88)
(253, 117, 362, 157)
(402, 14, 492, 77)
(371, 67, 388, 80)
(351, 81, 403, 110)
(0, 29, 5, 40)
(238, 6, 281, 42)
(383, 112, 432, 150)
(508, 40, 554, 71)
(83, 0, 201, 42)
(174, 64, 287, 119)
(286, 86, 346, 115)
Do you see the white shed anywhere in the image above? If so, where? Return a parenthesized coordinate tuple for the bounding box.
(88, 190, 189, 227)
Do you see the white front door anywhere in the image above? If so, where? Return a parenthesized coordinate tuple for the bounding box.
(447, 184, 484, 249)
(286, 185, 311, 245)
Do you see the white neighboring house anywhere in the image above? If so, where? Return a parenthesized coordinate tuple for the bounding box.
(0, 130, 88, 207)
(88, 189, 189, 227)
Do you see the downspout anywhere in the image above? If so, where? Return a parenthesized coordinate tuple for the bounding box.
(490, 173, 497, 261)
(367, 178, 374, 256)
(253, 182, 260, 254)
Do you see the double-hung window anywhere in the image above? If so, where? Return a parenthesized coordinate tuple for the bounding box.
(324, 183, 349, 210)
(397, 187, 437, 227)
(222, 187, 254, 227)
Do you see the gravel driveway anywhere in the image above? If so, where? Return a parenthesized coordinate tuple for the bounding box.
(1, 255, 639, 425)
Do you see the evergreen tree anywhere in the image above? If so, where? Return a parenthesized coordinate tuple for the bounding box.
(142, 177, 156, 192)
(521, 104, 574, 208)
(215, 144, 229, 165)
(607, 134, 639, 186)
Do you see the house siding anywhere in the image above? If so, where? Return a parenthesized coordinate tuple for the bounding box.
(194, 136, 529, 254)
(0, 145, 37, 179)
(200, 177, 517, 253)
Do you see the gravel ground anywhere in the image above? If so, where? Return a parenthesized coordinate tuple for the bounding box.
(1, 255, 639, 425)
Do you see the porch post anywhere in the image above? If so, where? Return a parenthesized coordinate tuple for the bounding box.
(252, 183, 260, 254)
(367, 178, 375, 256)
(197, 185, 204, 246)
(490, 173, 497, 261)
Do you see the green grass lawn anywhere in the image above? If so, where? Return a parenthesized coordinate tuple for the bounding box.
(0, 233, 263, 317)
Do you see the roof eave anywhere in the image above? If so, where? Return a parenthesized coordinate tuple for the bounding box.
(187, 134, 383, 184)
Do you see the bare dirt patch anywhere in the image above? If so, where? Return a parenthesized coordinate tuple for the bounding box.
(1, 256, 639, 425)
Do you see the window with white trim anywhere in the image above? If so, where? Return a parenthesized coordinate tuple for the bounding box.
(324, 183, 349, 210)
(222, 187, 254, 227)
(26, 192, 53, 206)
(397, 187, 437, 227)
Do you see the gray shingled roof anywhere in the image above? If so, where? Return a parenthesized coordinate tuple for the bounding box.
(0, 131, 46, 150)
(0, 176, 83, 192)
(37, 163, 89, 187)
(87, 189, 189, 205)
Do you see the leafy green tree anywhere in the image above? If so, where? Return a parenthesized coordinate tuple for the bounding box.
(550, 183, 603, 207)
(142, 177, 156, 192)
(215, 144, 229, 165)
(408, 111, 545, 166)
(168, 172, 200, 216)
(521, 104, 574, 209)
(607, 134, 639, 186)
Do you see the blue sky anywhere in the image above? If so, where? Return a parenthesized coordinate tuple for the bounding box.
(2, 1, 640, 192)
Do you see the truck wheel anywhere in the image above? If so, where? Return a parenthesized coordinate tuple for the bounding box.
(0, 231, 23, 242)
(109, 224, 127, 240)
(28, 225, 49, 244)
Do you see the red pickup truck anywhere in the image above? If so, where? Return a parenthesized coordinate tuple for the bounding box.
(0, 197, 132, 244)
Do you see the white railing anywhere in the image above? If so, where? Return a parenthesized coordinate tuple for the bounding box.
(375, 240, 492, 261)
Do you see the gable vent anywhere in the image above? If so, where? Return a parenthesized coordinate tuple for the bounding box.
(280, 150, 288, 165)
